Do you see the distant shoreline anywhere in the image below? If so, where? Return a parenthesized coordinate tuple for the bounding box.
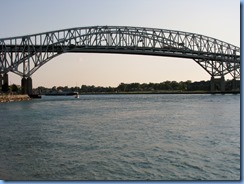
(75, 91, 240, 95)
(0, 91, 240, 103)
(45, 90, 240, 95)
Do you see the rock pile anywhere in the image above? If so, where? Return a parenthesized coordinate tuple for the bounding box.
(0, 95, 30, 103)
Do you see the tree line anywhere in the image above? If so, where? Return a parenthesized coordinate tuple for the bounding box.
(32, 79, 239, 94)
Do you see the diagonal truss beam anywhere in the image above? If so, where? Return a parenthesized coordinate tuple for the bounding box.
(0, 26, 240, 79)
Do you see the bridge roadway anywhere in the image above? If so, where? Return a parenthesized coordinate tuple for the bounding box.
(0, 26, 240, 94)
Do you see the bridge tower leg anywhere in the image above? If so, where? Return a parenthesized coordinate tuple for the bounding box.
(232, 78, 237, 91)
(211, 76, 225, 92)
(210, 76, 215, 92)
(21, 77, 27, 94)
(21, 77, 33, 95)
(27, 77, 32, 95)
(2, 73, 9, 92)
(0, 74, 2, 91)
(220, 75, 225, 92)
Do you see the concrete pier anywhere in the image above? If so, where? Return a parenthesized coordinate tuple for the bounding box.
(21, 77, 27, 94)
(220, 76, 225, 92)
(2, 73, 9, 92)
(232, 79, 238, 90)
(21, 77, 32, 95)
(210, 76, 215, 92)
(210, 76, 225, 92)
(27, 77, 32, 95)
(0, 74, 2, 90)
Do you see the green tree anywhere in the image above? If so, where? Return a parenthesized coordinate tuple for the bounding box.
(10, 84, 19, 93)
(117, 83, 127, 92)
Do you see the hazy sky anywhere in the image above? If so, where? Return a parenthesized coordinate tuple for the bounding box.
(0, 0, 240, 88)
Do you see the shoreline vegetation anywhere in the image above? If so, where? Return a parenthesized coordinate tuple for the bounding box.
(1, 80, 240, 102)
(34, 80, 240, 95)
(76, 90, 240, 95)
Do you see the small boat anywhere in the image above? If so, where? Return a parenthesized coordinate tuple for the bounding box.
(74, 82, 79, 98)
(74, 92, 79, 99)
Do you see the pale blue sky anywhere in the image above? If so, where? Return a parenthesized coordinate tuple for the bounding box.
(0, 0, 240, 88)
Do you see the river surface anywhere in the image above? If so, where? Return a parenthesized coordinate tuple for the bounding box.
(0, 94, 240, 180)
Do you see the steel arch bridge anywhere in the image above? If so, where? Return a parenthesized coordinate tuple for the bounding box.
(0, 25, 240, 93)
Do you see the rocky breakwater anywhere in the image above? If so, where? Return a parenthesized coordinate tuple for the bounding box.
(0, 94, 30, 103)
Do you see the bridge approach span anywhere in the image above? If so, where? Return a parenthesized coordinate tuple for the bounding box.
(0, 26, 240, 93)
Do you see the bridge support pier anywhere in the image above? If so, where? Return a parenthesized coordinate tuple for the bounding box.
(21, 77, 27, 94)
(2, 73, 9, 92)
(21, 77, 32, 95)
(232, 79, 238, 91)
(220, 76, 225, 92)
(0, 74, 2, 91)
(27, 77, 32, 95)
(210, 76, 225, 92)
(210, 77, 215, 92)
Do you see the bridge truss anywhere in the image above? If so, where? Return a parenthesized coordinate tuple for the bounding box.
(0, 26, 240, 92)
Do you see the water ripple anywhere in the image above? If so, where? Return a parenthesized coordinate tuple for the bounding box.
(0, 94, 240, 180)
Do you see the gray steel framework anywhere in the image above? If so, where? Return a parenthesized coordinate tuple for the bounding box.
(0, 26, 240, 79)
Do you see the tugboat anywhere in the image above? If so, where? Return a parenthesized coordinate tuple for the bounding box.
(45, 90, 77, 96)
(28, 94, 42, 98)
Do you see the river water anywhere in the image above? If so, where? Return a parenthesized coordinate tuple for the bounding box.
(0, 94, 240, 180)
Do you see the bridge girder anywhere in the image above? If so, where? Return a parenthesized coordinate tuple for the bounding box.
(0, 26, 240, 79)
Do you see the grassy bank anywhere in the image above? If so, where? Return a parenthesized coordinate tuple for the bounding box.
(0, 94, 30, 103)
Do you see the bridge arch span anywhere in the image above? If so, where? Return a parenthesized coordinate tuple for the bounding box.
(0, 26, 240, 93)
